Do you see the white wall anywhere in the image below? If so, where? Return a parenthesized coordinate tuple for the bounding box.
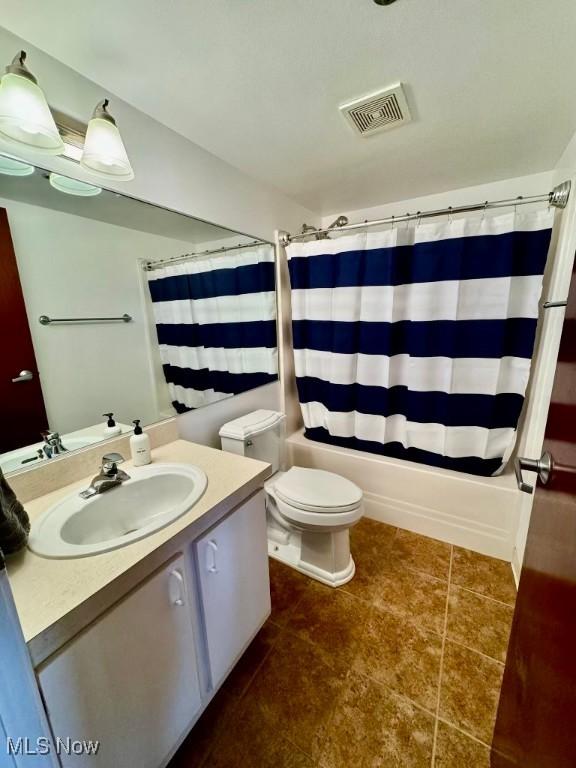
(3, 197, 193, 434)
(0, 26, 319, 450)
(279, 170, 574, 561)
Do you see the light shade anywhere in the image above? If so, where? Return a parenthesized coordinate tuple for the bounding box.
(49, 173, 102, 197)
(0, 153, 34, 176)
(80, 100, 134, 180)
(0, 52, 64, 154)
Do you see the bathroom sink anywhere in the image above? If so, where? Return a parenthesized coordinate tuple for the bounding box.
(28, 463, 208, 559)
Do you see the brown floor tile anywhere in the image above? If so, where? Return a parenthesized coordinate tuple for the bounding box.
(206, 691, 314, 768)
(350, 517, 397, 552)
(223, 619, 282, 699)
(447, 586, 513, 662)
(287, 582, 370, 673)
(434, 721, 490, 768)
(315, 672, 435, 768)
(451, 548, 516, 605)
(352, 606, 442, 712)
(169, 687, 238, 768)
(269, 557, 311, 625)
(390, 529, 452, 581)
(248, 631, 345, 755)
(439, 641, 504, 743)
(365, 567, 449, 635)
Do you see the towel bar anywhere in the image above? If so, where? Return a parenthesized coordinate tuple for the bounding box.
(39, 314, 132, 325)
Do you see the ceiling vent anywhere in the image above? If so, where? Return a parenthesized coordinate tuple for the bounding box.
(340, 83, 411, 136)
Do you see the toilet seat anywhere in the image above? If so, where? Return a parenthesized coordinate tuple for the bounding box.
(272, 467, 362, 514)
(267, 467, 363, 531)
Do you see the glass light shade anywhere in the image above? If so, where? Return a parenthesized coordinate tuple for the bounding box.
(0, 72, 64, 154)
(49, 173, 102, 197)
(80, 117, 134, 180)
(0, 153, 34, 176)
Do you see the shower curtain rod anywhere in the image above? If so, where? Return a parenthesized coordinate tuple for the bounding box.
(278, 180, 572, 246)
(144, 239, 266, 271)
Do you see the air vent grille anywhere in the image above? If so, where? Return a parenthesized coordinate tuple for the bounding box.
(340, 84, 411, 136)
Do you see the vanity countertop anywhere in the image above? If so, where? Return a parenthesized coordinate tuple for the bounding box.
(6, 439, 271, 665)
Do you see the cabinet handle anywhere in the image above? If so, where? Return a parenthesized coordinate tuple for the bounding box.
(168, 569, 185, 606)
(206, 540, 218, 574)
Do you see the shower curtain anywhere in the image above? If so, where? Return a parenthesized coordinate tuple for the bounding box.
(148, 245, 278, 412)
(287, 209, 554, 476)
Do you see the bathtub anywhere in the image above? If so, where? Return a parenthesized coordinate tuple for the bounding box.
(287, 428, 521, 561)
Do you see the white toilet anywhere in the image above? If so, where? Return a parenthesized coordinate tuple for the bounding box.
(219, 410, 363, 587)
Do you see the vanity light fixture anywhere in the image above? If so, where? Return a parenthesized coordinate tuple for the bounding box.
(80, 99, 134, 180)
(0, 51, 64, 154)
(49, 172, 102, 197)
(0, 152, 34, 176)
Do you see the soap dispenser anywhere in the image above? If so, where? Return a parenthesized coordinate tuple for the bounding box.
(103, 412, 121, 437)
(130, 420, 151, 466)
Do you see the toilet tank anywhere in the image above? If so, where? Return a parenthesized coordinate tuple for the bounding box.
(219, 410, 286, 472)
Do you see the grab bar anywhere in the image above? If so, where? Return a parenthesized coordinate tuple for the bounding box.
(39, 314, 132, 325)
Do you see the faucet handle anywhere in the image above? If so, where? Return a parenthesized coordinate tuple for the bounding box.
(101, 452, 125, 474)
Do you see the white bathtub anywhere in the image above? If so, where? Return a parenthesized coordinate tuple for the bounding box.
(287, 428, 521, 561)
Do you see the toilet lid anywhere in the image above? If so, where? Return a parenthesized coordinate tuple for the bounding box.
(273, 467, 362, 513)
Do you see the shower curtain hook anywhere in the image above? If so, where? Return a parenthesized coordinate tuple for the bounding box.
(391, 215, 395, 230)
(447, 206, 453, 224)
(416, 211, 422, 227)
(514, 196, 522, 216)
(482, 201, 488, 221)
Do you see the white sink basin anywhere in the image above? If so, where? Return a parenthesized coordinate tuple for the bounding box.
(28, 463, 207, 559)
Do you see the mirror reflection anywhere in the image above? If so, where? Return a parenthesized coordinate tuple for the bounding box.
(0, 156, 277, 475)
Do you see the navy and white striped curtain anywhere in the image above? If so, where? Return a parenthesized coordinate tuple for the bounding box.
(287, 210, 553, 476)
(148, 245, 278, 412)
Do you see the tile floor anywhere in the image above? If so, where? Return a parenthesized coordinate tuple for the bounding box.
(170, 518, 516, 768)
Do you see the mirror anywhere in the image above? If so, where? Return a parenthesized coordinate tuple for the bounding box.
(0, 155, 277, 475)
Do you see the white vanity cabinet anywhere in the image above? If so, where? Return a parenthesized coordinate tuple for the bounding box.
(37, 554, 202, 768)
(35, 490, 271, 768)
(195, 490, 270, 689)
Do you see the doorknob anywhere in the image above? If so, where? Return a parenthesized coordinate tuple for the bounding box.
(515, 452, 554, 494)
(11, 370, 33, 383)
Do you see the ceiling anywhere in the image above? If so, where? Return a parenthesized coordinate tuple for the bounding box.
(1, 0, 576, 215)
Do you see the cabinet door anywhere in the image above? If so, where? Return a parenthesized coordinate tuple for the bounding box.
(38, 554, 201, 768)
(196, 491, 270, 689)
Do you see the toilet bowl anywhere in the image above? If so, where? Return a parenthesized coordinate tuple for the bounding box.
(219, 410, 363, 587)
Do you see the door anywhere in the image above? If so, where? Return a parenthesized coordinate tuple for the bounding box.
(38, 554, 202, 768)
(195, 491, 270, 689)
(0, 552, 57, 767)
(492, 264, 576, 767)
(0, 207, 48, 453)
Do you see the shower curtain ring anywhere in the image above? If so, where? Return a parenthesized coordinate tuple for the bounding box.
(482, 201, 488, 220)
(416, 211, 422, 227)
(447, 206, 453, 224)
(391, 215, 395, 230)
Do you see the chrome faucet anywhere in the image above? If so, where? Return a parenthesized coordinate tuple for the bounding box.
(40, 431, 67, 458)
(80, 453, 130, 499)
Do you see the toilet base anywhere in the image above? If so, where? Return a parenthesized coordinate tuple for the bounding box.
(267, 533, 356, 588)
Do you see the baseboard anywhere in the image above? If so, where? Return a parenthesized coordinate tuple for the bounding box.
(363, 490, 515, 561)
